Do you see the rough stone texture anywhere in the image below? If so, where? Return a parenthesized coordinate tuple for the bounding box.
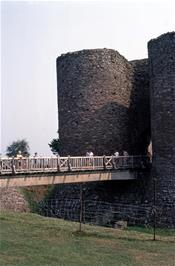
(55, 32, 175, 228)
(129, 59, 150, 154)
(43, 174, 153, 227)
(57, 51, 151, 156)
(56, 50, 153, 226)
(57, 49, 133, 156)
(0, 188, 29, 212)
(0, 186, 52, 213)
(148, 32, 175, 227)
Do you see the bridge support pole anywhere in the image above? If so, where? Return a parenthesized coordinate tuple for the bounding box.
(153, 178, 157, 241)
(79, 184, 83, 232)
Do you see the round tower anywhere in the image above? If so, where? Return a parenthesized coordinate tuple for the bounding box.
(148, 32, 175, 227)
(57, 49, 133, 156)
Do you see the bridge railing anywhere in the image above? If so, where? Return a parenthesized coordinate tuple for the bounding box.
(0, 155, 150, 175)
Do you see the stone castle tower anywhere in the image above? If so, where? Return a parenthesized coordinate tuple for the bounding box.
(148, 32, 175, 226)
(56, 32, 175, 227)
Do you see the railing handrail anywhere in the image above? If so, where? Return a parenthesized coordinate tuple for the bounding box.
(0, 155, 151, 175)
(0, 155, 148, 159)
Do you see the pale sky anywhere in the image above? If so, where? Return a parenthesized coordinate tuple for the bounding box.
(1, 0, 175, 155)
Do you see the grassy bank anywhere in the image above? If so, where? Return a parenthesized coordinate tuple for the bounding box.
(0, 210, 175, 266)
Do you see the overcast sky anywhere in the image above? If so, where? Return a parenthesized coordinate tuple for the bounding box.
(1, 0, 175, 156)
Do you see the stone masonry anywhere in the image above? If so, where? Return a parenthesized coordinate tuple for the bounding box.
(129, 59, 150, 154)
(56, 32, 175, 228)
(148, 32, 175, 227)
(57, 49, 133, 156)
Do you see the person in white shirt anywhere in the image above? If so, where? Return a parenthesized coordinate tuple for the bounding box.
(89, 151, 94, 157)
(16, 151, 23, 159)
(114, 151, 119, 157)
(88, 151, 94, 167)
(113, 151, 119, 168)
(16, 151, 23, 170)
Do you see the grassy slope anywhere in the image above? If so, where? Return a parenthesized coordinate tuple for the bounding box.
(0, 211, 175, 266)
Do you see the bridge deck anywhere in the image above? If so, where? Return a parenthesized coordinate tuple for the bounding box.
(0, 169, 142, 187)
(0, 156, 151, 187)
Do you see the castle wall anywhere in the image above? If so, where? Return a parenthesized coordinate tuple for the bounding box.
(55, 53, 152, 227)
(57, 49, 133, 156)
(57, 51, 151, 156)
(55, 32, 175, 228)
(129, 59, 150, 154)
(148, 32, 175, 227)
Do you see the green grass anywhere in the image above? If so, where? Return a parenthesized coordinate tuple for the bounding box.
(0, 211, 175, 266)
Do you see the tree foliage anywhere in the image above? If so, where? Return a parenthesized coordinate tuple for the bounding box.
(6, 139, 30, 157)
(48, 138, 60, 155)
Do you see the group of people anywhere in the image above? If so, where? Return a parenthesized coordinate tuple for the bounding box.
(113, 151, 129, 157)
(85, 151, 129, 157)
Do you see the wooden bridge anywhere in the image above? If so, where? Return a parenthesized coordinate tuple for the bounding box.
(0, 155, 150, 187)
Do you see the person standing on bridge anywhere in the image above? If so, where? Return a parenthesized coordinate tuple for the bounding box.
(86, 152, 90, 157)
(16, 151, 23, 170)
(89, 151, 94, 168)
(123, 151, 129, 156)
(85, 152, 90, 167)
(16, 151, 23, 159)
(113, 151, 119, 168)
(114, 151, 119, 157)
(34, 152, 38, 168)
(89, 151, 94, 157)
(123, 151, 129, 166)
(147, 141, 152, 163)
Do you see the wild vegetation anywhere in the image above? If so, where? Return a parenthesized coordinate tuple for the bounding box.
(6, 139, 30, 157)
(48, 138, 60, 155)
